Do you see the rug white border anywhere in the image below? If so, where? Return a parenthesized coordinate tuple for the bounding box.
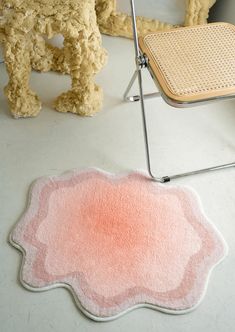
(8, 168, 229, 322)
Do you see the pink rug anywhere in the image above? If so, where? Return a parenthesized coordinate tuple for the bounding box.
(9, 169, 227, 321)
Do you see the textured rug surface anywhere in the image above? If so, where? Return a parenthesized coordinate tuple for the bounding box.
(9, 169, 227, 321)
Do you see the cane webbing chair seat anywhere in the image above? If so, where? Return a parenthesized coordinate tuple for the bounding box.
(139, 23, 235, 104)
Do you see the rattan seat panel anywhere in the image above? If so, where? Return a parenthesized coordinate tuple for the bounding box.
(139, 23, 235, 102)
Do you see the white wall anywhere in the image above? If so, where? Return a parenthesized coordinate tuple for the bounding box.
(117, 0, 186, 25)
(210, 0, 235, 24)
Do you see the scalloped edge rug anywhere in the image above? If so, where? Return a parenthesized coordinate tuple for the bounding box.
(9, 169, 228, 321)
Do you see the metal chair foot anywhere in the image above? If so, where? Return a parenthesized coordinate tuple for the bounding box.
(125, 92, 161, 102)
(148, 162, 235, 182)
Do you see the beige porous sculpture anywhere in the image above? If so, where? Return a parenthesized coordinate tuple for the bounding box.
(1, 0, 107, 118)
(0, 0, 217, 118)
(95, 0, 217, 38)
(31, 0, 217, 73)
(95, 0, 174, 38)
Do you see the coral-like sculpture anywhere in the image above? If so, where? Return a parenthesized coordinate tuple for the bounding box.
(95, 0, 217, 39)
(21, 0, 218, 74)
(1, 0, 107, 118)
(30, 0, 217, 73)
(95, 0, 174, 39)
(184, 0, 216, 26)
(0, 0, 216, 118)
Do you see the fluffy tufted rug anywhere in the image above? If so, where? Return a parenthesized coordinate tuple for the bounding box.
(9, 169, 227, 321)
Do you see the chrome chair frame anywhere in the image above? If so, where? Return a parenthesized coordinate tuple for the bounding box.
(124, 0, 235, 182)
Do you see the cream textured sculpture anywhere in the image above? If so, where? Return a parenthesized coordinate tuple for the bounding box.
(0, 0, 107, 118)
(95, 0, 217, 38)
(34, 0, 216, 74)
(0, 0, 216, 118)
(96, 0, 174, 38)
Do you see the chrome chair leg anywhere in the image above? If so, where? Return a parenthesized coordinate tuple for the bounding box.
(123, 69, 161, 102)
(136, 66, 171, 183)
(135, 66, 235, 182)
(167, 163, 235, 181)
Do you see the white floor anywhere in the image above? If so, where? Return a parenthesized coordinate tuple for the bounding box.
(1, 34, 235, 332)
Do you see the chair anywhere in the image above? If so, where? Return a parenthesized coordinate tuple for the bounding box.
(124, 0, 235, 182)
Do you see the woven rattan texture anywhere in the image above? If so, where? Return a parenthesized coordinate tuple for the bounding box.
(143, 23, 235, 97)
